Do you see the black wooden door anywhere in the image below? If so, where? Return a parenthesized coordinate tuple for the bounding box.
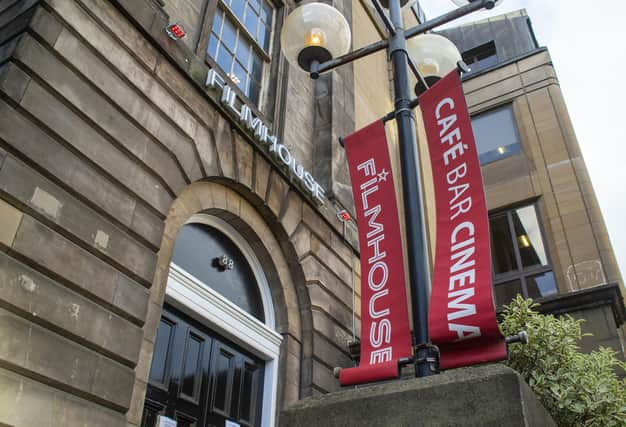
(141, 306, 264, 427)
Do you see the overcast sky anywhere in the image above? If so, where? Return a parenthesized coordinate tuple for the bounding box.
(417, 0, 626, 284)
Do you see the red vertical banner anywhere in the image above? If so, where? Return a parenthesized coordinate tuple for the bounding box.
(340, 121, 412, 386)
(420, 71, 507, 369)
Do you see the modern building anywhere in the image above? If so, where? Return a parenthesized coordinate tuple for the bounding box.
(0, 1, 622, 427)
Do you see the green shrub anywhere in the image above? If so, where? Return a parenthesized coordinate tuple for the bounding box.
(499, 295, 626, 427)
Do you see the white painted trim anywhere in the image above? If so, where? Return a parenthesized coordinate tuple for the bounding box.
(167, 265, 282, 359)
(165, 214, 283, 427)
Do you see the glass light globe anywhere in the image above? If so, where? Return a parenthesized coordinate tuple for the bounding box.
(280, 2, 351, 72)
(406, 33, 462, 95)
(451, 0, 504, 7)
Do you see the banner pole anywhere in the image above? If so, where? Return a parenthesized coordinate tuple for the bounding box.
(387, 0, 434, 377)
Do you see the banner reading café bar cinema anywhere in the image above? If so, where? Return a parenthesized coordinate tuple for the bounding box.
(340, 121, 412, 386)
(420, 71, 507, 369)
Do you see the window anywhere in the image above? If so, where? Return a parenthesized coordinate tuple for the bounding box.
(471, 105, 522, 165)
(489, 204, 558, 306)
(206, 0, 274, 106)
(462, 41, 498, 74)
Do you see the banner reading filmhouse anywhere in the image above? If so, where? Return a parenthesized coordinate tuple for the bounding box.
(420, 71, 507, 369)
(339, 121, 412, 385)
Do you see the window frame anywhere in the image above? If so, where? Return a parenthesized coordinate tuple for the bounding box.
(195, 0, 278, 116)
(471, 103, 523, 166)
(490, 201, 558, 304)
(462, 41, 498, 74)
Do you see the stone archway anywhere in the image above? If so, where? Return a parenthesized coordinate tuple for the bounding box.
(129, 180, 312, 424)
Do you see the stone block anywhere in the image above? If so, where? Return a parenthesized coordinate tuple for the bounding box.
(125, 379, 148, 426)
(0, 309, 134, 410)
(280, 190, 303, 238)
(0, 61, 30, 102)
(0, 97, 137, 227)
(0, 155, 157, 283)
(113, 274, 150, 325)
(0, 366, 54, 427)
(281, 364, 555, 427)
(311, 359, 340, 393)
(194, 124, 220, 178)
(301, 255, 357, 314)
(266, 171, 289, 218)
(253, 152, 271, 203)
(215, 117, 236, 180)
(310, 236, 352, 288)
(11, 215, 151, 321)
(307, 284, 357, 337)
(311, 308, 355, 353)
(67, 0, 159, 71)
(313, 332, 352, 370)
(0, 367, 126, 427)
(50, 25, 201, 177)
(234, 133, 254, 189)
(30, 5, 62, 45)
(131, 203, 165, 250)
(0, 198, 22, 247)
(290, 225, 311, 260)
(0, 252, 143, 364)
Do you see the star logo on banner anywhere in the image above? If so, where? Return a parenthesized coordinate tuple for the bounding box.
(378, 168, 389, 183)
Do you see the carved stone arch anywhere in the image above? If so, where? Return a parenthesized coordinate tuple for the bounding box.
(134, 178, 313, 424)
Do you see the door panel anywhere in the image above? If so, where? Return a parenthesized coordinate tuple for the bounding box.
(142, 306, 264, 427)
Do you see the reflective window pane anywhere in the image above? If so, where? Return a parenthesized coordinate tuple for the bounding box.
(490, 214, 518, 274)
(221, 18, 237, 52)
(248, 80, 261, 106)
(261, 2, 272, 23)
(235, 41, 251, 69)
(207, 2, 273, 106)
(526, 271, 558, 299)
(259, 24, 270, 52)
(207, 33, 219, 57)
(230, 0, 246, 22)
(471, 105, 521, 165)
(250, 53, 263, 83)
(244, 9, 259, 38)
(494, 280, 523, 306)
(232, 61, 248, 91)
(213, 10, 223, 33)
(512, 206, 548, 268)
(217, 48, 233, 73)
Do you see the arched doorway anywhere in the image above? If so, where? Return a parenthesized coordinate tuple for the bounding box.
(142, 214, 282, 427)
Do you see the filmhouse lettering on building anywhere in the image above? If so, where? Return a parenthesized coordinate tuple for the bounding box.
(206, 70, 326, 204)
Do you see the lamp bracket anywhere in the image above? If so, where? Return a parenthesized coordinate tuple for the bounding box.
(298, 46, 332, 73)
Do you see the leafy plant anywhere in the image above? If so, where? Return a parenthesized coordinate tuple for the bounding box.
(499, 295, 626, 427)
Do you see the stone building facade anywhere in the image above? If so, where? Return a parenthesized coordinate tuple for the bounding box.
(0, 1, 623, 427)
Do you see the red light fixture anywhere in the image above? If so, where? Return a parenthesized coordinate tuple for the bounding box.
(166, 23, 186, 40)
(337, 210, 351, 222)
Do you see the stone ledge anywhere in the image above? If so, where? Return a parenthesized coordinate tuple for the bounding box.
(280, 364, 555, 427)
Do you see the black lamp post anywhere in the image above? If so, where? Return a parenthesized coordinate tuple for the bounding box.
(281, 0, 501, 377)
